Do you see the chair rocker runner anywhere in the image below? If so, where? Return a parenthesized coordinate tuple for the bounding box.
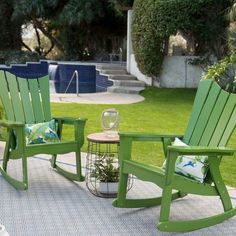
(0, 71, 87, 190)
(113, 79, 236, 232)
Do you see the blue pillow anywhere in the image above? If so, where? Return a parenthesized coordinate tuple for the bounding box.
(25, 119, 60, 145)
(162, 138, 208, 183)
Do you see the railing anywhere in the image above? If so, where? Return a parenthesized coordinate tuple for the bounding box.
(109, 48, 123, 64)
(64, 70, 79, 96)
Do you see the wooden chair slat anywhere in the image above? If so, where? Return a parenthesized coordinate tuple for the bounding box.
(209, 94, 236, 146)
(0, 71, 15, 120)
(38, 76, 51, 121)
(28, 79, 44, 122)
(199, 89, 229, 146)
(188, 82, 221, 145)
(183, 79, 213, 143)
(18, 78, 35, 123)
(219, 107, 236, 146)
(7, 73, 25, 122)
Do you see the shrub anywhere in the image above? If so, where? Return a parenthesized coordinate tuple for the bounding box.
(132, 0, 231, 78)
(203, 54, 236, 93)
(0, 50, 41, 65)
(110, 0, 134, 10)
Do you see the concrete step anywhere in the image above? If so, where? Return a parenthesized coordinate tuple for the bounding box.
(107, 86, 145, 94)
(100, 69, 127, 75)
(96, 64, 125, 70)
(112, 80, 146, 87)
(109, 74, 137, 80)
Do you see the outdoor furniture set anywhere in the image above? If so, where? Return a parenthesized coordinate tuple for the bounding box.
(0, 70, 236, 232)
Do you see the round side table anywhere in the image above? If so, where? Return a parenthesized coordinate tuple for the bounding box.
(85, 132, 132, 198)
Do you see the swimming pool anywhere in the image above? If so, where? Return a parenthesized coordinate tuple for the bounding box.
(51, 62, 114, 93)
(0, 60, 113, 93)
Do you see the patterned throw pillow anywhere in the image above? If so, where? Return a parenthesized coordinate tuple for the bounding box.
(25, 119, 60, 145)
(162, 138, 208, 183)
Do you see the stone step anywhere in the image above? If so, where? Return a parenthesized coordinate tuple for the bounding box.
(100, 69, 127, 75)
(96, 64, 125, 70)
(112, 80, 146, 87)
(109, 74, 137, 80)
(107, 86, 145, 94)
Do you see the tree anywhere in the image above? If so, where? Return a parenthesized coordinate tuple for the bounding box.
(13, 0, 127, 60)
(0, 0, 23, 51)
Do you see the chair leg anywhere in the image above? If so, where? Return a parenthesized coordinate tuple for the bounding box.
(208, 157, 233, 212)
(113, 169, 159, 208)
(22, 156, 28, 188)
(50, 150, 84, 182)
(50, 154, 57, 168)
(2, 137, 11, 171)
(0, 155, 28, 190)
(157, 169, 236, 232)
(2, 150, 9, 171)
(113, 172, 129, 207)
(75, 151, 84, 181)
(159, 186, 173, 223)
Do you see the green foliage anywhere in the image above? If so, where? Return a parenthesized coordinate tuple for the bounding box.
(132, 0, 232, 77)
(0, 1, 23, 51)
(91, 157, 119, 182)
(203, 2, 236, 93)
(203, 53, 236, 93)
(0, 50, 40, 65)
(13, 0, 127, 61)
(228, 2, 236, 54)
(229, 2, 236, 22)
(110, 0, 134, 10)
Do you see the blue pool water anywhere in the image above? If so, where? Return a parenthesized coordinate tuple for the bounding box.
(51, 63, 97, 93)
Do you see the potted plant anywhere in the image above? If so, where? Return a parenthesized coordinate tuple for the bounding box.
(92, 157, 119, 194)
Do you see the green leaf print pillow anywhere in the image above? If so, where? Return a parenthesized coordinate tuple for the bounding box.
(25, 119, 60, 145)
(163, 138, 208, 183)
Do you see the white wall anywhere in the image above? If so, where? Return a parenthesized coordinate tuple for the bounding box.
(160, 56, 203, 88)
(129, 54, 153, 85)
(126, 10, 133, 74)
(127, 10, 153, 85)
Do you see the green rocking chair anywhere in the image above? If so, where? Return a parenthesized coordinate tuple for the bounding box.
(113, 79, 236, 232)
(0, 70, 86, 190)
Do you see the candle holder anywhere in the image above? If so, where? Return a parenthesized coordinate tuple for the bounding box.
(101, 108, 119, 137)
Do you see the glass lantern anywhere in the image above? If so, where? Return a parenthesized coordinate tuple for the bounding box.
(101, 108, 119, 137)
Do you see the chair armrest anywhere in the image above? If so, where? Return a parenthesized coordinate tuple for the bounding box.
(167, 145, 236, 156)
(119, 132, 183, 142)
(53, 117, 87, 147)
(53, 116, 87, 125)
(0, 119, 25, 128)
(118, 132, 184, 162)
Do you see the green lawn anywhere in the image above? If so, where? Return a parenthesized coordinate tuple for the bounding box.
(51, 87, 236, 187)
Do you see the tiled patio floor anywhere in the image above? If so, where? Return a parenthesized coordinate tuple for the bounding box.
(1, 142, 236, 236)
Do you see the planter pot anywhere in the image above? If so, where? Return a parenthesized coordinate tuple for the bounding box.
(0, 225, 9, 236)
(98, 182, 119, 194)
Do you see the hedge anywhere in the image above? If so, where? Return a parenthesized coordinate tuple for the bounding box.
(132, 0, 231, 78)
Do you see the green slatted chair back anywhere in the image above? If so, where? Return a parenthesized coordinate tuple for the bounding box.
(0, 71, 51, 124)
(183, 79, 236, 147)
